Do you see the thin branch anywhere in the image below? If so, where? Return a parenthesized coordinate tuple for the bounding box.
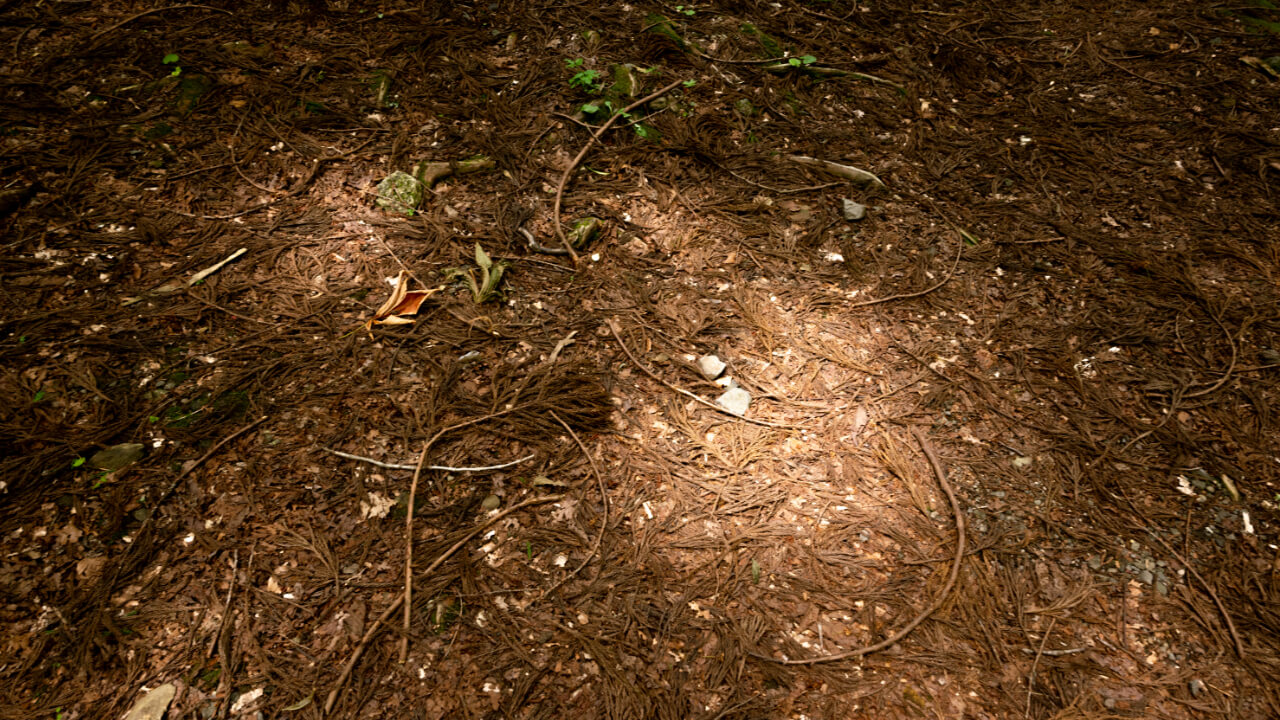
(322, 494, 564, 716)
(321, 447, 533, 473)
(846, 240, 963, 309)
(552, 78, 687, 261)
(1183, 310, 1238, 399)
(89, 4, 231, 43)
(1025, 617, 1057, 717)
(606, 319, 799, 430)
(758, 427, 965, 664)
(397, 412, 518, 664)
(538, 412, 607, 598)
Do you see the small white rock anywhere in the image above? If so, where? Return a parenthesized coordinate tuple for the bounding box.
(716, 387, 751, 416)
(697, 355, 726, 380)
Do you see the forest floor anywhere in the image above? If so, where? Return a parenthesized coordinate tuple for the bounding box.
(2, 1, 1279, 719)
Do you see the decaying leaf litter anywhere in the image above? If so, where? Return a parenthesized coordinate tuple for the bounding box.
(1, 0, 1278, 718)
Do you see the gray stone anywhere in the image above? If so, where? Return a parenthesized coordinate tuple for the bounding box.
(1188, 678, 1206, 698)
(90, 443, 145, 472)
(715, 387, 751, 416)
(841, 198, 866, 221)
(124, 683, 176, 720)
(697, 355, 726, 380)
(1138, 569, 1154, 585)
(375, 171, 424, 215)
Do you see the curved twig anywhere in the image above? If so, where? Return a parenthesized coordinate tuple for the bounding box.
(1183, 309, 1238, 399)
(607, 319, 800, 430)
(538, 411, 607, 598)
(399, 411, 517, 664)
(846, 240, 963, 309)
(552, 78, 687, 261)
(89, 5, 231, 43)
(323, 494, 564, 715)
(321, 447, 532, 473)
(758, 427, 965, 664)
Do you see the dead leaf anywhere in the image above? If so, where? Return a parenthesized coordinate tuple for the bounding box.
(365, 271, 441, 329)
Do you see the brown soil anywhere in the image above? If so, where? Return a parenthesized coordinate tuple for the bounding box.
(2, 1, 1279, 718)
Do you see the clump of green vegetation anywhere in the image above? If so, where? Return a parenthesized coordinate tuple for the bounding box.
(443, 243, 508, 303)
(565, 58, 602, 92)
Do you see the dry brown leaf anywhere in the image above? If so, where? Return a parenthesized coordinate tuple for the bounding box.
(366, 271, 441, 329)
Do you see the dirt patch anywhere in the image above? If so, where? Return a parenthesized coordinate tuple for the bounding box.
(2, 1, 1279, 718)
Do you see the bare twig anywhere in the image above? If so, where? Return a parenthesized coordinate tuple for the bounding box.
(169, 134, 376, 221)
(758, 427, 965, 663)
(1018, 646, 1086, 657)
(321, 447, 532, 473)
(323, 494, 564, 715)
(553, 78, 687, 261)
(88, 4, 231, 43)
(719, 163, 843, 194)
(846, 241, 963, 309)
(606, 319, 799, 430)
(1142, 524, 1245, 658)
(214, 550, 239, 720)
(398, 411, 519, 664)
(1025, 617, 1057, 717)
(538, 412, 607, 599)
(1182, 310, 1238, 399)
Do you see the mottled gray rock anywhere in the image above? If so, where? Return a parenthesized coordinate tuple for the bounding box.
(841, 198, 866, 221)
(123, 683, 176, 720)
(90, 443, 145, 472)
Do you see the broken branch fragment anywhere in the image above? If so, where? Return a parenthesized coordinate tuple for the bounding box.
(415, 155, 496, 188)
(788, 155, 885, 188)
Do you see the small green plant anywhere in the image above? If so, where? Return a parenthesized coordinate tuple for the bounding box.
(565, 58, 602, 92)
(675, 4, 696, 15)
(788, 54, 817, 67)
(72, 456, 86, 468)
(443, 243, 508, 304)
(162, 52, 182, 77)
(682, 79, 697, 87)
(32, 390, 46, 402)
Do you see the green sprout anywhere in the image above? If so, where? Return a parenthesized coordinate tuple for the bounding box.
(788, 55, 817, 67)
(675, 4, 696, 15)
(162, 52, 182, 77)
(443, 242, 508, 304)
(565, 58, 602, 92)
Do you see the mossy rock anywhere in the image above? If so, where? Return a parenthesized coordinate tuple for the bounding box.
(569, 217, 602, 248)
(376, 171, 424, 215)
(740, 22, 783, 57)
(174, 74, 214, 115)
(644, 14, 690, 51)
